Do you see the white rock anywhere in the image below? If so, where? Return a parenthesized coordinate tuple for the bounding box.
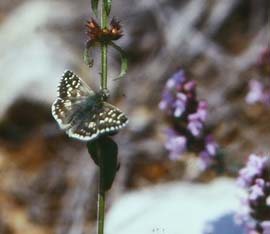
(0, 1, 78, 118)
(106, 178, 243, 234)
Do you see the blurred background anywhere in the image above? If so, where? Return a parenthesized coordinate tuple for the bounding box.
(0, 0, 270, 234)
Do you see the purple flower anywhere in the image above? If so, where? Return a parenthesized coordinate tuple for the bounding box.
(159, 70, 194, 118)
(187, 101, 208, 136)
(237, 154, 267, 188)
(199, 136, 218, 169)
(159, 90, 174, 110)
(166, 70, 186, 89)
(187, 119, 203, 137)
(165, 129, 186, 160)
(206, 139, 218, 156)
(184, 80, 196, 91)
(159, 70, 192, 118)
(197, 101, 208, 121)
(262, 221, 270, 234)
(249, 179, 265, 201)
(246, 80, 264, 104)
(173, 93, 187, 117)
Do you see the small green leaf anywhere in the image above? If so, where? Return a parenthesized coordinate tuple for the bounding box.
(83, 48, 94, 67)
(87, 136, 118, 191)
(91, 0, 99, 17)
(109, 42, 128, 80)
(104, 0, 112, 16)
(83, 40, 95, 67)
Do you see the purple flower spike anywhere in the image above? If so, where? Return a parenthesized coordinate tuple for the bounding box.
(160, 69, 218, 169)
(236, 153, 270, 234)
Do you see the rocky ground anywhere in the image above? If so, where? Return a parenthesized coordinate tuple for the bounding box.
(0, 0, 269, 233)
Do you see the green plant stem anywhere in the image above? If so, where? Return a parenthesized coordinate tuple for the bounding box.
(101, 0, 108, 90)
(97, 152, 105, 234)
(101, 44, 108, 90)
(97, 1, 109, 234)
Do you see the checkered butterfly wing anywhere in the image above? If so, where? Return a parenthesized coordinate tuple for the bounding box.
(52, 70, 94, 129)
(66, 102, 128, 141)
(52, 70, 128, 141)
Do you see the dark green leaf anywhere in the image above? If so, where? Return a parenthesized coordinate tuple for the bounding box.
(87, 136, 118, 191)
(87, 140, 99, 165)
(91, 0, 99, 17)
(102, 137, 118, 190)
(109, 42, 128, 80)
(104, 0, 112, 16)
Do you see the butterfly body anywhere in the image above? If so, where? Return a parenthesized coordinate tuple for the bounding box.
(52, 70, 128, 141)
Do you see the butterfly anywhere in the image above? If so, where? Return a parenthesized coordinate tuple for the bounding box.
(51, 70, 128, 141)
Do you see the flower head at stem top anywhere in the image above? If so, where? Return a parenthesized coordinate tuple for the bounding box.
(83, 15, 128, 80)
(86, 17, 123, 43)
